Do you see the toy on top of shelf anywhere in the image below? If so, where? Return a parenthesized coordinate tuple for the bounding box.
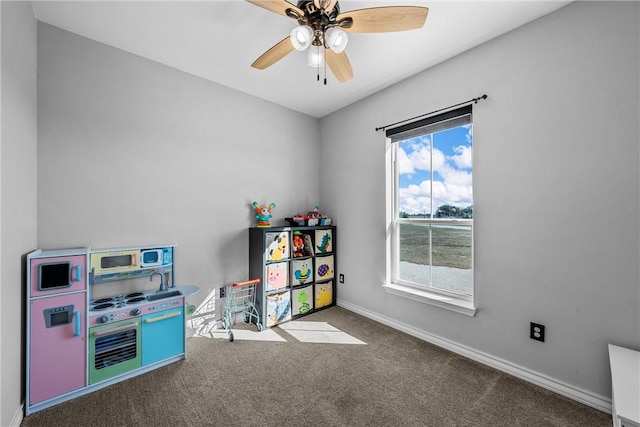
(285, 205, 333, 227)
(253, 201, 276, 228)
(306, 206, 322, 226)
(284, 217, 303, 226)
(307, 206, 322, 217)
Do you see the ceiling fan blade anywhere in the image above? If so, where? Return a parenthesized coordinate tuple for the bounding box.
(337, 6, 429, 33)
(314, 0, 339, 14)
(251, 36, 295, 70)
(326, 50, 353, 83)
(245, 0, 304, 18)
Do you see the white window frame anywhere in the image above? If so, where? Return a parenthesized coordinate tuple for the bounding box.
(383, 107, 477, 316)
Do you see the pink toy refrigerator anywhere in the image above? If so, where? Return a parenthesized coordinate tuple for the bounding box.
(26, 249, 88, 414)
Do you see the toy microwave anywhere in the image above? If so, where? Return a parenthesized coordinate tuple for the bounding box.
(140, 247, 173, 268)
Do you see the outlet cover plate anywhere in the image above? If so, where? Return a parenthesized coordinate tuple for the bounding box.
(530, 322, 545, 342)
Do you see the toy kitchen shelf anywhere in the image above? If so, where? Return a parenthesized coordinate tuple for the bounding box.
(249, 226, 336, 328)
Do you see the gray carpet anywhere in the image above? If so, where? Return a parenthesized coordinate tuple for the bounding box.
(21, 307, 610, 426)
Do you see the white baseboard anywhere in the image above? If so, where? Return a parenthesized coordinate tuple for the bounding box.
(336, 299, 612, 414)
(10, 403, 24, 427)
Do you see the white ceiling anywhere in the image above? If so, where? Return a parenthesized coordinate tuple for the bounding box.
(31, 0, 572, 118)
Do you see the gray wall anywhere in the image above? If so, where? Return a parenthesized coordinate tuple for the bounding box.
(37, 23, 320, 301)
(321, 1, 639, 403)
(0, 1, 38, 425)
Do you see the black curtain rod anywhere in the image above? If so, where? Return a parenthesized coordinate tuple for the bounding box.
(375, 94, 488, 132)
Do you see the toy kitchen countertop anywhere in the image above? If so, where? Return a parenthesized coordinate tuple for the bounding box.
(172, 285, 199, 296)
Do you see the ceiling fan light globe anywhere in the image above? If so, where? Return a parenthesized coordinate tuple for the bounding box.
(307, 46, 325, 67)
(290, 25, 313, 51)
(325, 27, 348, 54)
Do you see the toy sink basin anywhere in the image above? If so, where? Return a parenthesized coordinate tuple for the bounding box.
(146, 290, 182, 301)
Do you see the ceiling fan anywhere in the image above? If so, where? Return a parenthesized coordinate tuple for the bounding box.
(246, 0, 429, 84)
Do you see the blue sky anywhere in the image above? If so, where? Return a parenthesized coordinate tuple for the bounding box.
(397, 124, 472, 215)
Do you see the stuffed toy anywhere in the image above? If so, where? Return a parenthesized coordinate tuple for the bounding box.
(253, 201, 276, 228)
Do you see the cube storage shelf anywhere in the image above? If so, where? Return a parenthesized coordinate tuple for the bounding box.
(249, 226, 337, 328)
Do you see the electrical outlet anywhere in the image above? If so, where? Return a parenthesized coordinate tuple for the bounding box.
(530, 322, 545, 342)
(219, 287, 225, 298)
(339, 274, 344, 283)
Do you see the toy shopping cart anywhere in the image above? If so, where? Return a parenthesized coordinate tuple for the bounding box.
(222, 278, 263, 342)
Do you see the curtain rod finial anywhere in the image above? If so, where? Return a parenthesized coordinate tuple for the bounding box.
(474, 94, 488, 104)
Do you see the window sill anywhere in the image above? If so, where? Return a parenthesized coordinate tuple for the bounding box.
(382, 282, 477, 317)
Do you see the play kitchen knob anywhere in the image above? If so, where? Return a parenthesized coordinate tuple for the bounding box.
(97, 315, 109, 324)
(130, 308, 141, 316)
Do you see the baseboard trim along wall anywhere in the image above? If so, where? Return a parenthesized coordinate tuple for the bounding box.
(336, 299, 612, 414)
(11, 404, 24, 427)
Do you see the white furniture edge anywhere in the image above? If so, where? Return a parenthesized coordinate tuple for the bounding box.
(608, 344, 640, 427)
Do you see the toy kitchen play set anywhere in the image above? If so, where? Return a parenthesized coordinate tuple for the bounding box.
(25, 244, 199, 415)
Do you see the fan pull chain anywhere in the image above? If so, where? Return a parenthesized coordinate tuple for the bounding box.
(324, 59, 327, 85)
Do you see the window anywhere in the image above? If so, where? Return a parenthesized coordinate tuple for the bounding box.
(385, 105, 475, 315)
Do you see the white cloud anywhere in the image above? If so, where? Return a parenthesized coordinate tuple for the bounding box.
(396, 128, 473, 215)
(440, 168, 472, 187)
(397, 136, 434, 177)
(398, 144, 448, 176)
(451, 145, 472, 170)
(398, 178, 472, 215)
(397, 146, 414, 175)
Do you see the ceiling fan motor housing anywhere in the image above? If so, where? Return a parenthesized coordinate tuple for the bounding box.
(296, 0, 340, 21)
(294, 0, 343, 47)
